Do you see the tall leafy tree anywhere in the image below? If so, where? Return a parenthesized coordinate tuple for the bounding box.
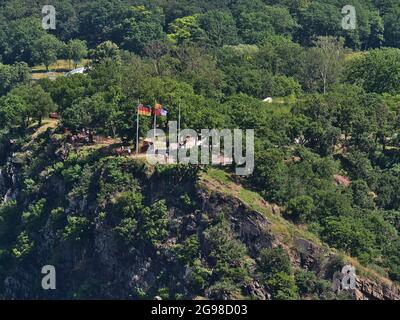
(344, 48, 400, 94)
(32, 34, 63, 71)
(168, 15, 206, 44)
(198, 11, 240, 47)
(4, 17, 47, 65)
(382, 6, 400, 48)
(117, 6, 165, 54)
(89, 41, 121, 67)
(0, 62, 30, 96)
(66, 39, 88, 69)
(303, 37, 345, 93)
(51, 0, 79, 41)
(0, 94, 28, 129)
(11, 84, 56, 126)
(295, 2, 341, 46)
(79, 0, 127, 46)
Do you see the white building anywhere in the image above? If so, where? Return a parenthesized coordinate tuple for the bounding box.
(65, 67, 86, 77)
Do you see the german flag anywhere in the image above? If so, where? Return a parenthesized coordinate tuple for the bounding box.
(137, 104, 152, 116)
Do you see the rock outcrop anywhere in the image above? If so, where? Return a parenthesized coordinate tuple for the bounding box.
(0, 131, 399, 300)
(355, 278, 400, 300)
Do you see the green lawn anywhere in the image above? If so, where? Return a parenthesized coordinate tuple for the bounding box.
(31, 59, 90, 80)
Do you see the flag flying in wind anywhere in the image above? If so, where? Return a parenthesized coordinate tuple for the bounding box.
(137, 104, 152, 116)
(154, 108, 168, 117)
(152, 103, 167, 116)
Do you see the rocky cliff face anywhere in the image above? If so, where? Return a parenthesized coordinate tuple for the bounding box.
(0, 165, 16, 205)
(197, 184, 400, 300)
(355, 278, 400, 300)
(0, 131, 399, 300)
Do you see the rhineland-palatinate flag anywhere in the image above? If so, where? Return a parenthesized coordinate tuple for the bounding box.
(137, 104, 152, 116)
(154, 108, 168, 117)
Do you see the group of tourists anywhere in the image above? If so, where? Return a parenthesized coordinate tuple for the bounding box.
(67, 128, 94, 145)
(115, 146, 132, 157)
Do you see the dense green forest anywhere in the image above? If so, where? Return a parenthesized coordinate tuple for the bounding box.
(1, 0, 400, 299)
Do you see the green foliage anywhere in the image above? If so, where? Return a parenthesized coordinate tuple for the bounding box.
(0, 201, 19, 245)
(113, 191, 144, 218)
(382, 6, 400, 47)
(157, 287, 170, 300)
(62, 93, 119, 135)
(267, 272, 299, 300)
(89, 41, 121, 67)
(112, 191, 143, 245)
(3, 17, 48, 65)
(78, 0, 127, 46)
(119, 6, 165, 53)
(303, 37, 345, 93)
(62, 164, 82, 185)
(62, 216, 90, 242)
(321, 215, 379, 261)
(2, 0, 400, 299)
(65, 40, 88, 69)
(174, 234, 200, 265)
(113, 217, 138, 245)
(0, 62, 30, 96)
(0, 94, 28, 129)
(11, 84, 56, 126)
(350, 180, 375, 209)
(345, 48, 400, 94)
(12, 231, 33, 259)
(187, 258, 212, 291)
(271, 75, 302, 97)
(207, 279, 243, 300)
(168, 15, 205, 44)
(32, 34, 63, 71)
(295, 270, 336, 300)
(50, 207, 66, 230)
(287, 195, 315, 222)
(235, 1, 274, 44)
(198, 11, 239, 47)
(259, 247, 292, 276)
(96, 158, 140, 201)
(21, 199, 46, 229)
(259, 247, 298, 300)
(140, 200, 169, 246)
(205, 220, 252, 287)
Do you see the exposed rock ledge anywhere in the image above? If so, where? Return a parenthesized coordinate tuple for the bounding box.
(200, 183, 400, 300)
(355, 278, 400, 300)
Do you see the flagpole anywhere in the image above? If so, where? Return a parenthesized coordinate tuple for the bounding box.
(136, 100, 140, 155)
(178, 104, 181, 143)
(153, 101, 157, 143)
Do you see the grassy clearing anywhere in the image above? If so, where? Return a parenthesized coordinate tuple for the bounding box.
(31, 59, 89, 72)
(201, 168, 322, 245)
(29, 118, 59, 138)
(346, 257, 394, 287)
(205, 167, 232, 185)
(31, 59, 90, 80)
